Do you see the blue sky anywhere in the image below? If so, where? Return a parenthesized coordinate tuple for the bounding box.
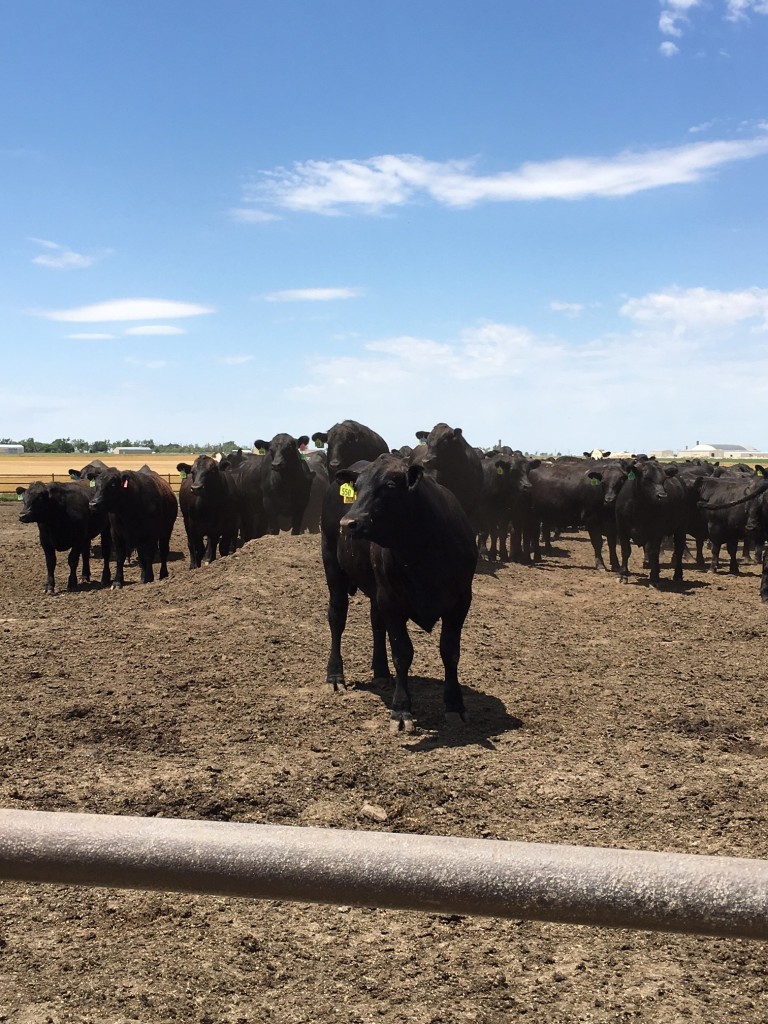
(3, 1, 768, 453)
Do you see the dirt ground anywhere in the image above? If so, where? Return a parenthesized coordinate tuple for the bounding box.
(0, 502, 766, 1024)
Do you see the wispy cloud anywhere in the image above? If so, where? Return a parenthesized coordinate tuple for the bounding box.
(620, 285, 768, 333)
(550, 301, 585, 318)
(39, 298, 215, 322)
(241, 134, 768, 216)
(124, 325, 186, 336)
(263, 287, 364, 302)
(658, 0, 768, 48)
(67, 333, 116, 340)
(219, 354, 255, 365)
(228, 207, 280, 223)
(30, 238, 104, 270)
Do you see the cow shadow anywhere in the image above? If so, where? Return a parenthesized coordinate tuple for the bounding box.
(354, 675, 522, 750)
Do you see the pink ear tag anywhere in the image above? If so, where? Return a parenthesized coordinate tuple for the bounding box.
(123, 479, 129, 489)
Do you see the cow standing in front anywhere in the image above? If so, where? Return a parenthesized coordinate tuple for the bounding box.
(16, 481, 112, 593)
(88, 466, 178, 587)
(615, 460, 688, 585)
(176, 455, 239, 568)
(325, 453, 477, 732)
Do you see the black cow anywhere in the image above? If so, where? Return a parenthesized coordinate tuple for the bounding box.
(89, 466, 178, 587)
(298, 450, 329, 534)
(68, 458, 111, 484)
(259, 433, 313, 535)
(16, 481, 111, 593)
(177, 456, 238, 568)
(476, 452, 540, 562)
(525, 462, 610, 569)
(312, 419, 389, 478)
(323, 453, 477, 731)
(615, 461, 688, 585)
(409, 423, 483, 523)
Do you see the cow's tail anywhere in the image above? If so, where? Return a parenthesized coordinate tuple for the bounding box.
(698, 479, 768, 511)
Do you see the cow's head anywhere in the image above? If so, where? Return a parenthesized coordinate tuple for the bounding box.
(88, 467, 123, 512)
(16, 482, 49, 524)
(338, 454, 423, 547)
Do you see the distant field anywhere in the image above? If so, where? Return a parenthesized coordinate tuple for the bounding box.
(0, 453, 199, 495)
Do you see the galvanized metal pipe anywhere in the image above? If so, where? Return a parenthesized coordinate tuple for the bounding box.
(0, 809, 766, 940)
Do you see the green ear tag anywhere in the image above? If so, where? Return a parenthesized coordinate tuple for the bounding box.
(89, 479, 96, 488)
(179, 471, 187, 480)
(591, 477, 600, 485)
(315, 439, 323, 448)
(17, 493, 23, 501)
(339, 482, 356, 504)
(628, 471, 637, 481)
(258, 448, 266, 456)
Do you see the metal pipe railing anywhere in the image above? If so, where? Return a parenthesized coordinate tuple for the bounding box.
(0, 809, 766, 940)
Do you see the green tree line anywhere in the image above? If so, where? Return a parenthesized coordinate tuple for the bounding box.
(1, 437, 247, 455)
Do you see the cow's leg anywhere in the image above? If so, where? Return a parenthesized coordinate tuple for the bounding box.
(369, 600, 390, 683)
(158, 535, 171, 580)
(672, 531, 685, 583)
(587, 523, 607, 571)
(695, 535, 706, 571)
(440, 596, 471, 724)
(605, 521, 620, 572)
(726, 537, 740, 575)
(387, 619, 414, 733)
(137, 542, 155, 584)
(647, 541, 662, 585)
(112, 535, 127, 589)
(100, 528, 112, 588)
(710, 540, 721, 574)
(487, 526, 498, 562)
(65, 547, 80, 592)
(618, 532, 631, 583)
(290, 510, 304, 536)
(761, 547, 768, 602)
(80, 540, 91, 584)
(542, 525, 554, 555)
(41, 542, 57, 594)
(203, 532, 217, 564)
(498, 517, 511, 562)
(323, 550, 349, 691)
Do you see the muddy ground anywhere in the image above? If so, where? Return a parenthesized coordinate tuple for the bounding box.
(0, 502, 766, 1023)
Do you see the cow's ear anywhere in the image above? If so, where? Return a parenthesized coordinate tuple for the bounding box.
(218, 458, 231, 471)
(755, 465, 767, 477)
(415, 430, 428, 441)
(68, 469, 79, 479)
(335, 469, 359, 486)
(527, 459, 541, 470)
(407, 465, 424, 490)
(664, 465, 679, 478)
(454, 427, 463, 438)
(621, 460, 638, 476)
(177, 462, 192, 474)
(297, 435, 309, 448)
(582, 451, 591, 459)
(15, 486, 26, 496)
(603, 451, 611, 459)
(311, 432, 328, 447)
(586, 470, 603, 483)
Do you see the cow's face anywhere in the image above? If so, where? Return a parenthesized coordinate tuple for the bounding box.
(17, 483, 49, 524)
(89, 468, 123, 512)
(424, 423, 460, 468)
(338, 454, 419, 546)
(268, 433, 300, 473)
(188, 456, 220, 494)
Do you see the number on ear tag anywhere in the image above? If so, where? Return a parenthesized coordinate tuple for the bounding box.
(496, 466, 504, 475)
(315, 439, 323, 448)
(89, 479, 95, 488)
(339, 482, 356, 504)
(258, 448, 266, 455)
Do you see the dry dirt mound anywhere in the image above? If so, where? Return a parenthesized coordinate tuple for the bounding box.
(0, 505, 766, 1023)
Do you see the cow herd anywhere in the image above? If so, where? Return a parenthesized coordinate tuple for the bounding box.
(13, 418, 768, 730)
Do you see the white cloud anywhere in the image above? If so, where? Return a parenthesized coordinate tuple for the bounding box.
(659, 41, 681, 56)
(67, 333, 116, 340)
(550, 301, 585, 317)
(244, 134, 768, 215)
(229, 207, 280, 223)
(30, 238, 100, 270)
(124, 325, 186, 336)
(39, 298, 215, 322)
(263, 287, 364, 302)
(219, 354, 255, 365)
(658, 0, 767, 46)
(725, 0, 768, 20)
(620, 286, 768, 333)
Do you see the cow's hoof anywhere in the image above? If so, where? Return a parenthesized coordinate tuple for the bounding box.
(111, 582, 123, 591)
(327, 673, 347, 692)
(389, 715, 414, 734)
(444, 711, 466, 728)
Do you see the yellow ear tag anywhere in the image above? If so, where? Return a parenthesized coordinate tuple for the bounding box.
(179, 471, 187, 480)
(496, 466, 504, 475)
(89, 479, 96, 488)
(315, 439, 323, 448)
(339, 482, 356, 504)
(17, 493, 23, 501)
